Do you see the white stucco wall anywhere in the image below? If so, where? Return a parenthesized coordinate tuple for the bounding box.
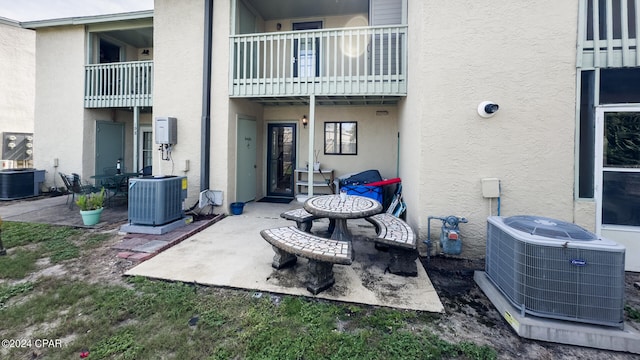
(154, 0, 205, 205)
(400, 1, 580, 259)
(0, 20, 35, 160)
(573, 199, 596, 232)
(155, 0, 238, 210)
(32, 26, 87, 188)
(210, 0, 232, 206)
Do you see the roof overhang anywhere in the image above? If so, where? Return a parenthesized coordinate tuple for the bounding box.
(0, 16, 21, 27)
(21, 10, 153, 29)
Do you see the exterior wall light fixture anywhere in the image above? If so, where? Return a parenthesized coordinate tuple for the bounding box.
(301, 115, 308, 128)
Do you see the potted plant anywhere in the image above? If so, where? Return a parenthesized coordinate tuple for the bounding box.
(313, 149, 321, 171)
(76, 188, 106, 226)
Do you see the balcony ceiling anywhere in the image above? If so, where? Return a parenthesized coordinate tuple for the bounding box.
(245, 0, 368, 20)
(102, 27, 153, 48)
(245, 95, 403, 106)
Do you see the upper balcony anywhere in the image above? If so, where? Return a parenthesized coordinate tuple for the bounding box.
(22, 11, 154, 109)
(80, 14, 153, 109)
(230, 25, 407, 101)
(84, 60, 153, 108)
(230, 0, 407, 104)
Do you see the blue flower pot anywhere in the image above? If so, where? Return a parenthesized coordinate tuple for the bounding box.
(230, 202, 244, 215)
(79, 208, 103, 226)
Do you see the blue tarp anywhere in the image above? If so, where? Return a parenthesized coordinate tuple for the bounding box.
(342, 184, 383, 203)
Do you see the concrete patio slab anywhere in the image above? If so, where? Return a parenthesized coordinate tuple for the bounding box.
(126, 202, 444, 313)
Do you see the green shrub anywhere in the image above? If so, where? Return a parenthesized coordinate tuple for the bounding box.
(75, 188, 106, 210)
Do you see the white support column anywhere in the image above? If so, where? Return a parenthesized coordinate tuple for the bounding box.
(133, 106, 139, 172)
(308, 95, 316, 197)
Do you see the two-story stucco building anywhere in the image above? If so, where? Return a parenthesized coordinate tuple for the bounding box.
(19, 0, 640, 271)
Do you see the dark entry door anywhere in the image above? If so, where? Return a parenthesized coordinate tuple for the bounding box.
(267, 123, 296, 197)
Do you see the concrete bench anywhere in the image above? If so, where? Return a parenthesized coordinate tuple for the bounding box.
(280, 208, 335, 233)
(280, 208, 319, 232)
(260, 226, 352, 294)
(365, 213, 418, 277)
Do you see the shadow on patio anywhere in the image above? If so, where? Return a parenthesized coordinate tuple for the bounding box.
(0, 194, 128, 229)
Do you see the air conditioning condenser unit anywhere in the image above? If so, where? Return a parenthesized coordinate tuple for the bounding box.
(128, 176, 187, 226)
(485, 215, 626, 329)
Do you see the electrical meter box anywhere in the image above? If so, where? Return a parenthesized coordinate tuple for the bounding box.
(155, 117, 177, 144)
(481, 178, 501, 198)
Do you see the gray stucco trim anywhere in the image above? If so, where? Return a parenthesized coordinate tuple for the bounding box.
(0, 16, 21, 27)
(21, 10, 153, 29)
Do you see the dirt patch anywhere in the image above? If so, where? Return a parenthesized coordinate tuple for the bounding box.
(424, 256, 640, 360)
(0, 226, 133, 288)
(63, 234, 134, 287)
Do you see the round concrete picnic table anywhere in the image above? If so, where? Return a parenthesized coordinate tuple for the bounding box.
(304, 194, 382, 242)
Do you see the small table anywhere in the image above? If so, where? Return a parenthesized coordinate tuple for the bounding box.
(304, 194, 382, 242)
(91, 172, 138, 203)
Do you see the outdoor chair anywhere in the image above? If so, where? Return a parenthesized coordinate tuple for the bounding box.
(59, 172, 99, 208)
(139, 165, 152, 176)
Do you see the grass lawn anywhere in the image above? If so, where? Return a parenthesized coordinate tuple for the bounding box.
(1, 221, 500, 359)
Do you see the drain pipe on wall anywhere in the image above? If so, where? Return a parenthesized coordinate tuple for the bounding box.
(200, 0, 213, 192)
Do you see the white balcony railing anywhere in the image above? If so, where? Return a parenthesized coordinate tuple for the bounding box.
(230, 25, 407, 97)
(84, 60, 153, 108)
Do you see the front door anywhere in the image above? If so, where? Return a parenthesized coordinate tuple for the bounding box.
(95, 121, 125, 177)
(237, 116, 257, 203)
(267, 123, 296, 198)
(293, 21, 321, 78)
(595, 107, 640, 271)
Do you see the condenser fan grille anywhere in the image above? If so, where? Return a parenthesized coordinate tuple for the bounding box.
(504, 215, 597, 241)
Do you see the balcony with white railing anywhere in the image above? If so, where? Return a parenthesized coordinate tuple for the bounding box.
(230, 25, 407, 99)
(84, 60, 153, 108)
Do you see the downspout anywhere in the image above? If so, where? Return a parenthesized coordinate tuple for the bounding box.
(200, 0, 213, 191)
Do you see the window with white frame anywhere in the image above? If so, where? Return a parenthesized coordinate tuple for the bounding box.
(324, 122, 357, 155)
(578, 68, 640, 199)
